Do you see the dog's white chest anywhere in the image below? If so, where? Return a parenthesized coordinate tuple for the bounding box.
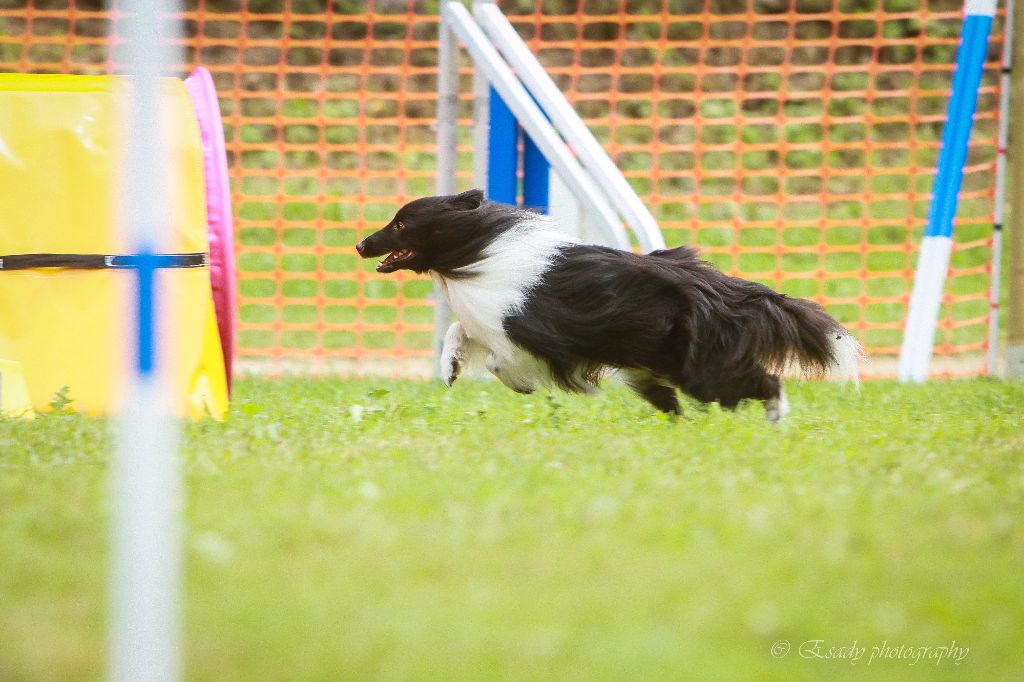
(431, 272, 517, 356)
(430, 225, 570, 358)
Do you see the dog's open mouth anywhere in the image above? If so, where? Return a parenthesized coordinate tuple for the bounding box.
(377, 249, 414, 272)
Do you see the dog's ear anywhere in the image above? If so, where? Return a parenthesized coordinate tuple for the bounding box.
(448, 189, 484, 210)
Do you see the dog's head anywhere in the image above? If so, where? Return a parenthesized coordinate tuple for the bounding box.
(356, 189, 515, 274)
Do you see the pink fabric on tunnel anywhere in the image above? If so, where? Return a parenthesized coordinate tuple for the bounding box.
(184, 66, 236, 394)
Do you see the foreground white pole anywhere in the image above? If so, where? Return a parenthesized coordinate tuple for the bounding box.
(110, 0, 183, 679)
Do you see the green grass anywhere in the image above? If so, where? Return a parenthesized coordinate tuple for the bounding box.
(2, 378, 1023, 680)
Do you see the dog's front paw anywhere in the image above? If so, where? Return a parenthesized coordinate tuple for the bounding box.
(441, 356, 461, 388)
(439, 321, 468, 388)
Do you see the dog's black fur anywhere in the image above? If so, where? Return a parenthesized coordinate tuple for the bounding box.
(504, 243, 844, 409)
(357, 189, 857, 416)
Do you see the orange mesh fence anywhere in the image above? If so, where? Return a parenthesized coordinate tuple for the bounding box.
(0, 0, 1003, 377)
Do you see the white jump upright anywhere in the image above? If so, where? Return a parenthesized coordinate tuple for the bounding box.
(110, 0, 183, 679)
(472, 2, 665, 253)
(899, 0, 997, 382)
(442, 1, 629, 249)
(989, 0, 1015, 374)
(433, 14, 460, 372)
(437, 0, 664, 252)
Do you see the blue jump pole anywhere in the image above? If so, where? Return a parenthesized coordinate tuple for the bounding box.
(899, 0, 996, 382)
(522, 133, 550, 213)
(487, 85, 518, 205)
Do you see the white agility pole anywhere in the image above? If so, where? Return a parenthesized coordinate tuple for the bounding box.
(473, 3, 666, 253)
(442, 1, 630, 250)
(471, 0, 492, 193)
(549, 171, 584, 240)
(989, 0, 1014, 375)
(110, 0, 183, 679)
(432, 16, 459, 377)
(899, 0, 997, 381)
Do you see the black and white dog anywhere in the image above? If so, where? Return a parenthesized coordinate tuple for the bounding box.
(356, 189, 861, 421)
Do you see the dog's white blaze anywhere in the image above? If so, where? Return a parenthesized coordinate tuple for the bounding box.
(432, 219, 571, 367)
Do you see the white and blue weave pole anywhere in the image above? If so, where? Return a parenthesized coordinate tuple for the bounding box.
(110, 0, 183, 679)
(899, 0, 996, 381)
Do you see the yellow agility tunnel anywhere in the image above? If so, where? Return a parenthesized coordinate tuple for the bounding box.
(0, 72, 232, 419)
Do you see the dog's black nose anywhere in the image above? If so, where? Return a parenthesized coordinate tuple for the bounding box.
(355, 240, 366, 257)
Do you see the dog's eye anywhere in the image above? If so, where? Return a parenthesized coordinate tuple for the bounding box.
(395, 221, 406, 231)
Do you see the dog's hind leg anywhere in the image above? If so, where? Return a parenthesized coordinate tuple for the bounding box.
(723, 372, 788, 423)
(440, 321, 488, 387)
(735, 373, 788, 423)
(679, 369, 787, 422)
(621, 369, 681, 415)
(485, 350, 544, 394)
(763, 385, 790, 423)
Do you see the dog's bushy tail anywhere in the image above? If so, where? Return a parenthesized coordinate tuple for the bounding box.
(656, 247, 863, 383)
(753, 296, 863, 384)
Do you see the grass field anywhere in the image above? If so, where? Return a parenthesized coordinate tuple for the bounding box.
(2, 377, 1023, 680)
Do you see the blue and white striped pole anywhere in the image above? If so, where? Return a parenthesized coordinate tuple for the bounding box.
(899, 0, 996, 382)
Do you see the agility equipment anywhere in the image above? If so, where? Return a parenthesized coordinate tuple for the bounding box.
(185, 66, 237, 393)
(0, 360, 34, 419)
(106, 1, 189, 679)
(440, 1, 665, 253)
(899, 0, 998, 381)
(0, 71, 232, 418)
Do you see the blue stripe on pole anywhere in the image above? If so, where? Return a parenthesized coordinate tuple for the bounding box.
(487, 85, 518, 205)
(925, 13, 993, 238)
(522, 133, 550, 213)
(136, 250, 157, 376)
